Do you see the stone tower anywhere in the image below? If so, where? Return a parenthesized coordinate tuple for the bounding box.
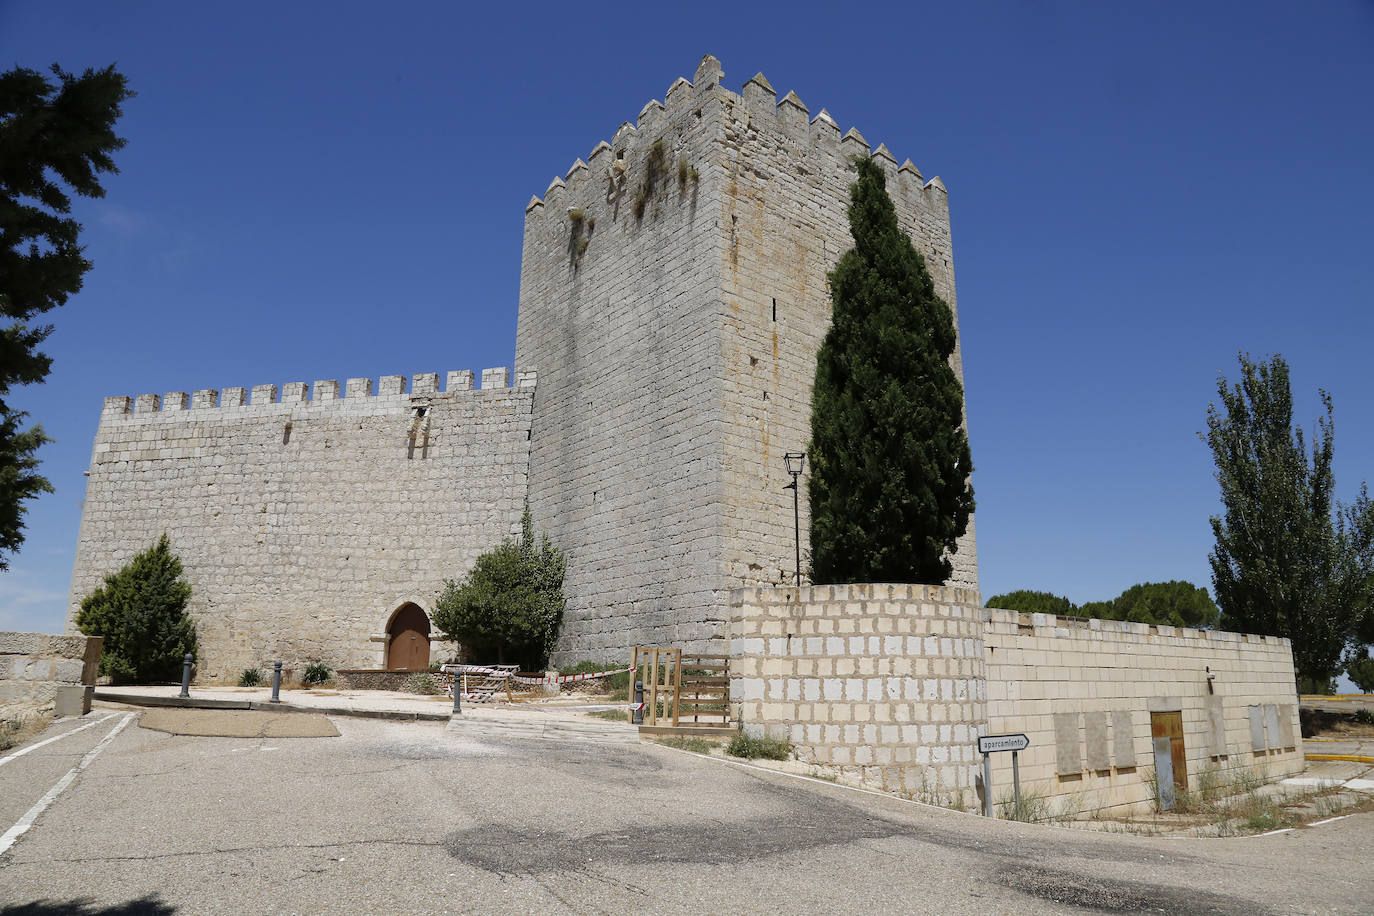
(517, 56, 978, 660)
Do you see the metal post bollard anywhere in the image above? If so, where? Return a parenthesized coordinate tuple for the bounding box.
(982, 751, 993, 817)
(178, 652, 193, 698)
(631, 679, 644, 725)
(270, 660, 283, 703)
(451, 670, 462, 715)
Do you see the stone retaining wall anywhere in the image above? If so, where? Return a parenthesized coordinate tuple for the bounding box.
(1, 632, 102, 721)
(728, 584, 986, 807)
(729, 586, 1306, 816)
(983, 609, 1304, 816)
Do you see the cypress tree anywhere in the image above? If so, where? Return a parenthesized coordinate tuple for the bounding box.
(75, 535, 197, 683)
(809, 158, 973, 584)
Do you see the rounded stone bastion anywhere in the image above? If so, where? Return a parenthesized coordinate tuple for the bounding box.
(728, 583, 987, 807)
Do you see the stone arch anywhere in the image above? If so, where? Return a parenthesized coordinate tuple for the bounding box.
(384, 601, 431, 671)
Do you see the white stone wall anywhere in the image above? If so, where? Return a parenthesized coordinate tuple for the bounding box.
(518, 56, 979, 663)
(66, 372, 534, 680)
(729, 584, 987, 807)
(1, 632, 101, 720)
(983, 609, 1304, 816)
(728, 587, 1306, 817)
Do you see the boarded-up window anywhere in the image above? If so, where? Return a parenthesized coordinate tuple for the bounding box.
(1278, 704, 1296, 750)
(1054, 711, 1082, 775)
(1248, 705, 1267, 753)
(1112, 709, 1136, 769)
(1206, 694, 1228, 758)
(1263, 704, 1281, 751)
(1084, 711, 1110, 771)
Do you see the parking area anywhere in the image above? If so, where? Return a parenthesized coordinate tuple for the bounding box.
(2, 709, 1373, 914)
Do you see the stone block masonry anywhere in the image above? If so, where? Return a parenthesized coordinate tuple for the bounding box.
(66, 371, 534, 680)
(1, 632, 102, 720)
(730, 586, 1304, 816)
(729, 584, 986, 807)
(518, 55, 977, 663)
(982, 608, 1304, 816)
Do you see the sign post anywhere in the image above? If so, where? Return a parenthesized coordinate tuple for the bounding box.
(976, 733, 1031, 818)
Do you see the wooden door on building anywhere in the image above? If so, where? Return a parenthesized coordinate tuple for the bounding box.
(386, 603, 431, 671)
(1150, 710, 1188, 799)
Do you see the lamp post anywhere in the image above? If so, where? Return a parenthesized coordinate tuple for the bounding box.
(783, 452, 805, 587)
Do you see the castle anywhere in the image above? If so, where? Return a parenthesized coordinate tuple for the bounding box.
(66, 56, 978, 679)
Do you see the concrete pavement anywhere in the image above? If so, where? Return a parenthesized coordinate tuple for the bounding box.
(2, 710, 1373, 914)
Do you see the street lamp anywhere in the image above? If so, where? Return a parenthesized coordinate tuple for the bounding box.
(783, 452, 805, 587)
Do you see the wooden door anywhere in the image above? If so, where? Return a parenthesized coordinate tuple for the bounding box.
(386, 604, 431, 671)
(1150, 711, 1187, 792)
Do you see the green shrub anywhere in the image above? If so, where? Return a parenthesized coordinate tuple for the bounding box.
(433, 507, 565, 670)
(75, 535, 197, 683)
(1354, 708, 1374, 726)
(302, 662, 332, 686)
(727, 733, 792, 760)
(404, 672, 439, 695)
(238, 668, 262, 687)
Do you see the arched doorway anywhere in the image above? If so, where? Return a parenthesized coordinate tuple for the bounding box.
(385, 603, 431, 671)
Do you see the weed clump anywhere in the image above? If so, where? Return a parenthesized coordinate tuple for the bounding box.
(659, 736, 716, 754)
(567, 208, 595, 269)
(302, 662, 332, 686)
(633, 139, 669, 221)
(727, 733, 792, 760)
(238, 667, 262, 687)
(404, 672, 440, 695)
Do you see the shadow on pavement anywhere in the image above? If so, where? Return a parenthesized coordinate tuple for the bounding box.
(1, 897, 175, 915)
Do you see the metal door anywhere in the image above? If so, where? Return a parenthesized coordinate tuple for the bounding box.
(1150, 711, 1187, 810)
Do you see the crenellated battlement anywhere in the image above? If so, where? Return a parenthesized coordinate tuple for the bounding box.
(100, 368, 536, 419)
(522, 54, 947, 221)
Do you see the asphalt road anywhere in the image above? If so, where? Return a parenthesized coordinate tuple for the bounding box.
(1, 711, 1372, 914)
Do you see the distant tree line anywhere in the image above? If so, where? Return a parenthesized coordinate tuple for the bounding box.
(986, 581, 1220, 629)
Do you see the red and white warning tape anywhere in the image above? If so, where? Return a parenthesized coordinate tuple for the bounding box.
(439, 664, 632, 687)
(510, 666, 633, 686)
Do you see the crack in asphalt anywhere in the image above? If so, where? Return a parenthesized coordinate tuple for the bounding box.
(0, 837, 442, 868)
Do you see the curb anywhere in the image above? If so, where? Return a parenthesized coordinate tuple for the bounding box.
(94, 691, 450, 723)
(1305, 753, 1374, 764)
(95, 691, 250, 710)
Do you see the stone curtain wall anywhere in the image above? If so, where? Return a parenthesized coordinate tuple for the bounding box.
(982, 610, 1304, 816)
(518, 56, 979, 663)
(716, 70, 978, 597)
(67, 372, 534, 680)
(729, 585, 987, 806)
(1, 632, 101, 720)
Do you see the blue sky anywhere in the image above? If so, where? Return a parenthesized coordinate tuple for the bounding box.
(2, 2, 1372, 639)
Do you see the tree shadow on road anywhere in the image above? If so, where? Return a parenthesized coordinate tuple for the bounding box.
(1, 896, 174, 915)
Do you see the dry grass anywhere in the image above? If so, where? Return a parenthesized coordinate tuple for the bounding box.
(0, 712, 53, 752)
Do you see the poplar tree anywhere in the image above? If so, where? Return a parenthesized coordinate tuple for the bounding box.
(76, 535, 197, 683)
(1206, 354, 1374, 687)
(809, 157, 973, 584)
(0, 63, 132, 567)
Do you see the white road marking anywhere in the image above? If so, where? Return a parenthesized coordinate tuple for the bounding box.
(0, 713, 119, 769)
(1308, 814, 1353, 827)
(0, 713, 134, 857)
(1257, 827, 1294, 837)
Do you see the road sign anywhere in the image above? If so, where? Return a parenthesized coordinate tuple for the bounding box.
(978, 733, 1030, 754)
